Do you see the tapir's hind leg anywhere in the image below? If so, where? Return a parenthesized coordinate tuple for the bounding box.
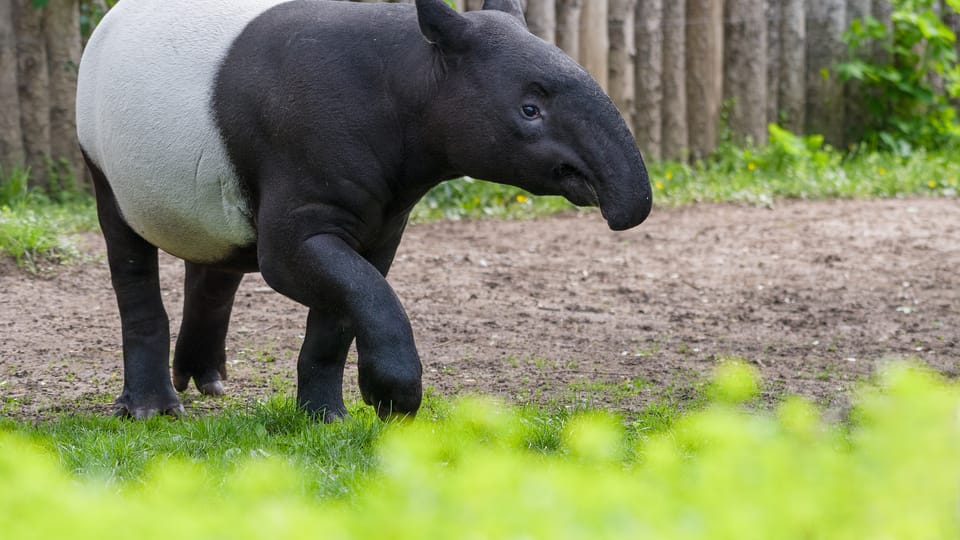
(86, 154, 183, 418)
(172, 263, 242, 396)
(297, 308, 353, 422)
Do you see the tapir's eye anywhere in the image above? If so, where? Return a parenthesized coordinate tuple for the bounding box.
(521, 104, 541, 119)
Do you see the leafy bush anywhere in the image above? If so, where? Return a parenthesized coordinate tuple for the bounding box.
(838, 0, 960, 152)
(2, 363, 958, 539)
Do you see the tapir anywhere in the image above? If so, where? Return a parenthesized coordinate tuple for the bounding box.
(75, 0, 652, 420)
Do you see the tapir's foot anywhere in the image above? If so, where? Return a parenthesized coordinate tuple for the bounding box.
(172, 365, 227, 396)
(303, 402, 349, 423)
(359, 363, 422, 421)
(297, 389, 349, 423)
(113, 388, 185, 419)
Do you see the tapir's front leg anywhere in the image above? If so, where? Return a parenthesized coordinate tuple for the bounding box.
(259, 232, 422, 420)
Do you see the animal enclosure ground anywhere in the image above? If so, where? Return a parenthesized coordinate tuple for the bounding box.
(1, 198, 957, 421)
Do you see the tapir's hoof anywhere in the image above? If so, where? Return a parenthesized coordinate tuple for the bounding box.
(361, 388, 421, 421)
(359, 368, 422, 421)
(198, 380, 226, 396)
(319, 407, 349, 423)
(298, 400, 349, 423)
(173, 368, 226, 396)
(113, 398, 185, 419)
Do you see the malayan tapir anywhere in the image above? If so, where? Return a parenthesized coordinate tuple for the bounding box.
(75, 0, 652, 420)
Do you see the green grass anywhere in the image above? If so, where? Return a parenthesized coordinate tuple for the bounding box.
(0, 167, 97, 271)
(1, 361, 958, 539)
(650, 129, 960, 206)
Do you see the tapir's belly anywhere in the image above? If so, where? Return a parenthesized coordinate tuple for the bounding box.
(76, 0, 284, 263)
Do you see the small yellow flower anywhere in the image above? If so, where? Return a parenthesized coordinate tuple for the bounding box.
(747, 162, 757, 171)
(878, 167, 886, 175)
(928, 180, 937, 188)
(655, 181, 665, 190)
(949, 177, 957, 186)
(516, 194, 528, 203)
(665, 171, 674, 180)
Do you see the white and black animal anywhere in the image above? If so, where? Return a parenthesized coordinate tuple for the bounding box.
(76, 0, 652, 420)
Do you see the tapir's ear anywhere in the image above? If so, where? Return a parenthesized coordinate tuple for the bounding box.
(416, 0, 471, 52)
(482, 0, 527, 26)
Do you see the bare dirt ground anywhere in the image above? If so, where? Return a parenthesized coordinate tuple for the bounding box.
(1, 198, 958, 421)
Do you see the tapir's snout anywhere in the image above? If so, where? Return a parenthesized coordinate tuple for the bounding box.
(599, 160, 653, 231)
(603, 187, 652, 231)
(593, 129, 653, 231)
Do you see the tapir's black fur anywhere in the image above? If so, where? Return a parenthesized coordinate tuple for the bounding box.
(83, 0, 651, 420)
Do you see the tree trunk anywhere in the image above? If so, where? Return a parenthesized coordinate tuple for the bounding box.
(766, 0, 781, 125)
(661, 0, 686, 160)
(724, 0, 768, 145)
(16, 0, 51, 188)
(686, 0, 723, 159)
(779, 0, 806, 132)
(525, 0, 556, 43)
(579, 0, 608, 89)
(0, 0, 24, 172)
(608, 0, 635, 128)
(44, 0, 83, 190)
(805, 0, 846, 147)
(556, 0, 582, 62)
(845, 0, 872, 145)
(634, 0, 662, 160)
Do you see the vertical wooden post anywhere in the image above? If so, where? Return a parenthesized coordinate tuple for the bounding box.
(724, 0, 769, 145)
(634, 0, 662, 160)
(845, 0, 872, 145)
(686, 0, 723, 159)
(661, 0, 686, 160)
(608, 0, 636, 128)
(526, 0, 556, 43)
(44, 0, 83, 189)
(0, 0, 24, 171)
(15, 0, 51, 187)
(556, 0, 582, 62)
(579, 0, 609, 89)
(766, 0, 782, 125)
(779, 0, 806, 133)
(805, 0, 846, 147)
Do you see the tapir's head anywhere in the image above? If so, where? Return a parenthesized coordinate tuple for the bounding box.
(416, 0, 651, 230)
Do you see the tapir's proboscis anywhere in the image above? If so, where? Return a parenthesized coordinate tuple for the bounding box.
(76, 0, 652, 420)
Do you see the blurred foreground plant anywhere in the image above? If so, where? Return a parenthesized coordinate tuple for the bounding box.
(1, 362, 959, 539)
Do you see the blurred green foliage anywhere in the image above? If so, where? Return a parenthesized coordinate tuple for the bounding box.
(839, 0, 960, 152)
(2, 363, 958, 539)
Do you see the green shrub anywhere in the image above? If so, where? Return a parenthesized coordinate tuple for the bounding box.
(2, 363, 958, 539)
(838, 0, 960, 152)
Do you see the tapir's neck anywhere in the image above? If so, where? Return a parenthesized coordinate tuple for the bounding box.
(375, 35, 465, 210)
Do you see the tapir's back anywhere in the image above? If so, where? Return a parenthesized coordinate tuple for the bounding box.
(77, 0, 283, 263)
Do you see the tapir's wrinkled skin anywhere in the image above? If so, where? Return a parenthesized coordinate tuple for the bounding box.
(76, 0, 652, 420)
